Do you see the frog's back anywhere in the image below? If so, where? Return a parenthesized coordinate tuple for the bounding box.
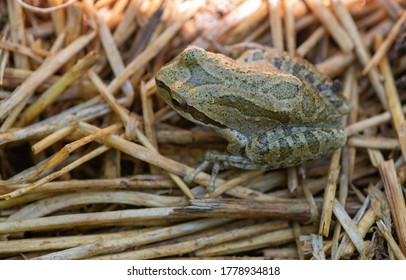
(181, 49, 343, 132)
(227, 43, 349, 115)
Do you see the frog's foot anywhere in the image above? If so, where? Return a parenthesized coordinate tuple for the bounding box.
(183, 151, 261, 192)
(183, 159, 220, 192)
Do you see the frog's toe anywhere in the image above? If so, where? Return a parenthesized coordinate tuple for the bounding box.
(183, 158, 221, 192)
(183, 160, 210, 184)
(183, 174, 194, 184)
(207, 162, 220, 192)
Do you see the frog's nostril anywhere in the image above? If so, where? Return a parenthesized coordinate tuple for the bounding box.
(156, 79, 164, 87)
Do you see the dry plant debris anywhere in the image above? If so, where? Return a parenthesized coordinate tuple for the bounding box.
(0, 0, 406, 260)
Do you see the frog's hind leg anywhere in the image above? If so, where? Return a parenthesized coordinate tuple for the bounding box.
(262, 49, 349, 114)
(246, 127, 347, 169)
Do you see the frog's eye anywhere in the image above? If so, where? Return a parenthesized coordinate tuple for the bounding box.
(171, 98, 188, 110)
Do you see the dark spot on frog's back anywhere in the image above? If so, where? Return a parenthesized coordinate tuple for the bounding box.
(293, 63, 302, 75)
(251, 51, 264, 62)
(272, 57, 283, 69)
(277, 137, 294, 158)
(305, 73, 316, 84)
(316, 83, 334, 93)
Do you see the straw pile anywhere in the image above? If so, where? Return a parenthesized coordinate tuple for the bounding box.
(0, 0, 406, 260)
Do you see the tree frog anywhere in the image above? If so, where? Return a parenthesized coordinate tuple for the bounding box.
(155, 43, 349, 190)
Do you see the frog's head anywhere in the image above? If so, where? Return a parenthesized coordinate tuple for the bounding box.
(155, 47, 192, 110)
(155, 46, 227, 128)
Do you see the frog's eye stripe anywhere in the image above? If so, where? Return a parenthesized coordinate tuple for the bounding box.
(185, 105, 226, 128)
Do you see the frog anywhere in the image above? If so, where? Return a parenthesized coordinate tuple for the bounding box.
(155, 42, 349, 191)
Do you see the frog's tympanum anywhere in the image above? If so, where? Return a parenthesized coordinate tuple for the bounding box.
(155, 43, 349, 189)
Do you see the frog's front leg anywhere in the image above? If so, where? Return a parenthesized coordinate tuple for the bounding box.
(183, 127, 257, 191)
(245, 126, 347, 169)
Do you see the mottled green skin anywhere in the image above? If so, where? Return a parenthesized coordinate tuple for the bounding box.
(228, 42, 349, 115)
(155, 44, 348, 170)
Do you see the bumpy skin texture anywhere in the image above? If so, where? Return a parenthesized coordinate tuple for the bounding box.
(155, 44, 348, 170)
(229, 42, 349, 115)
